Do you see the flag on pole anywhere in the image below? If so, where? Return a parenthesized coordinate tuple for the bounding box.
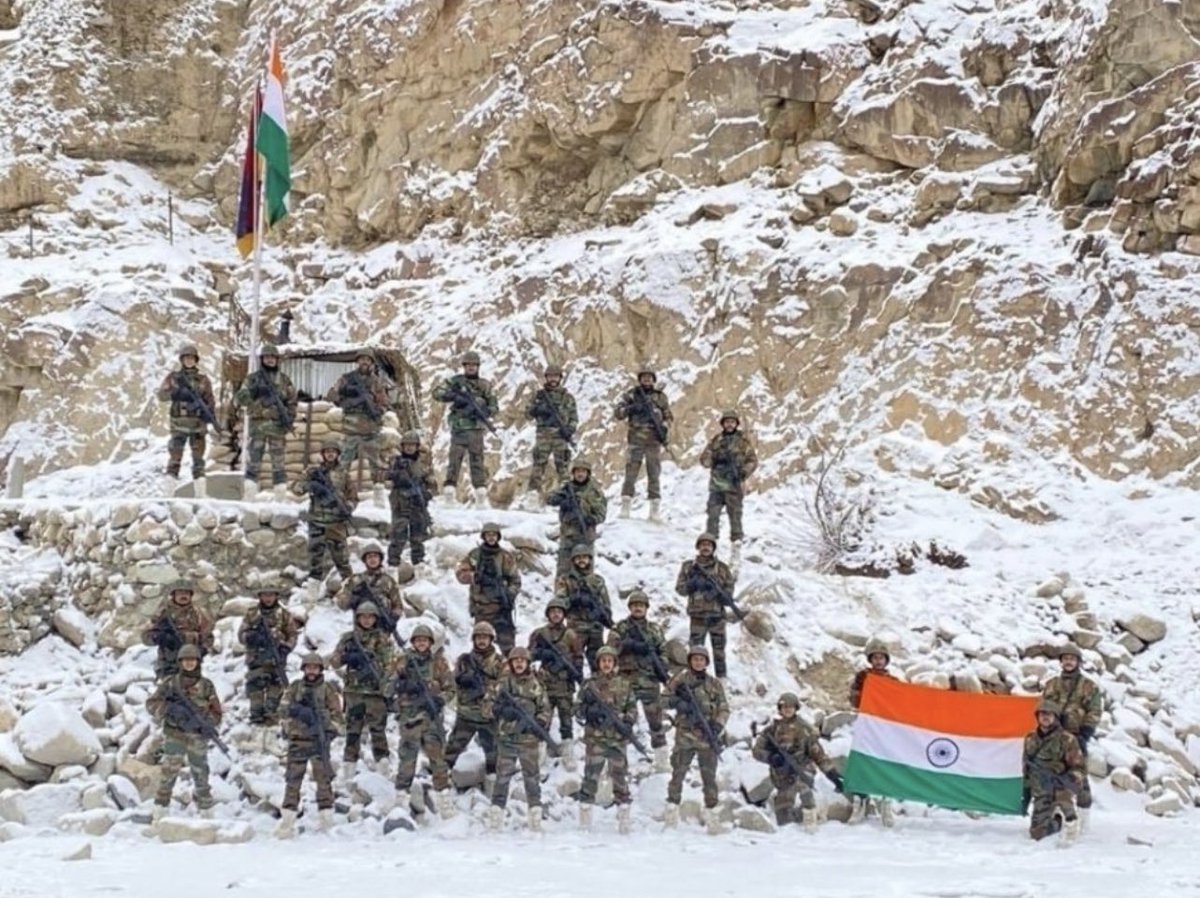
(842, 676, 1038, 815)
(234, 86, 262, 258)
(257, 36, 290, 228)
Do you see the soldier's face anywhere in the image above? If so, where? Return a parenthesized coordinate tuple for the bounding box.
(572, 468, 588, 483)
(463, 363, 480, 376)
(778, 703, 798, 718)
(181, 658, 199, 673)
(322, 449, 340, 464)
(181, 355, 198, 368)
(1036, 711, 1056, 728)
(482, 532, 500, 546)
(357, 358, 372, 373)
(357, 614, 377, 629)
(473, 635, 492, 651)
(303, 664, 322, 679)
(573, 556, 591, 571)
(869, 653, 889, 670)
(697, 541, 715, 558)
(172, 590, 193, 605)
(599, 655, 616, 674)
(630, 602, 647, 619)
(545, 375, 561, 387)
(364, 553, 383, 570)
(721, 419, 738, 432)
(262, 354, 279, 369)
(638, 373, 654, 388)
(413, 636, 432, 653)
(547, 609, 565, 625)
(1060, 654, 1079, 672)
(510, 657, 529, 675)
(259, 592, 279, 607)
(401, 441, 418, 454)
(689, 655, 708, 672)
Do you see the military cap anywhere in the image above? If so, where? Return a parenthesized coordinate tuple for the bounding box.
(595, 646, 619, 661)
(1036, 699, 1062, 716)
(320, 440, 342, 453)
(169, 580, 195, 595)
(1057, 643, 1083, 660)
(177, 645, 203, 661)
(864, 639, 891, 661)
(461, 351, 481, 366)
(355, 602, 380, 617)
(626, 589, 650, 608)
(544, 364, 564, 377)
(695, 532, 718, 549)
(570, 456, 593, 473)
(778, 692, 801, 708)
(480, 522, 502, 536)
(719, 409, 740, 424)
(178, 344, 199, 359)
(636, 364, 656, 378)
(400, 430, 421, 444)
(256, 583, 283, 596)
(355, 350, 374, 363)
(259, 343, 280, 357)
(300, 652, 325, 668)
(570, 544, 594, 559)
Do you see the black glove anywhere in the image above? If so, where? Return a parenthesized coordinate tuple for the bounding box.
(155, 623, 181, 652)
(455, 671, 482, 692)
(164, 703, 191, 729)
(288, 704, 316, 724)
(497, 703, 521, 722)
(767, 749, 788, 769)
(826, 771, 845, 794)
(244, 629, 266, 650)
(250, 381, 270, 400)
(1020, 788, 1031, 816)
(1077, 726, 1095, 753)
(170, 386, 189, 402)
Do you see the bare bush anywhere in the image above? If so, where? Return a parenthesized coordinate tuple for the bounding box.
(799, 436, 877, 572)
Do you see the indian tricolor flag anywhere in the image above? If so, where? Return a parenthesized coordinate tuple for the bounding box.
(256, 36, 290, 228)
(843, 676, 1038, 815)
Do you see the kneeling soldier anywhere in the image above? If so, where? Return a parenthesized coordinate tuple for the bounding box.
(752, 692, 843, 831)
(277, 653, 344, 838)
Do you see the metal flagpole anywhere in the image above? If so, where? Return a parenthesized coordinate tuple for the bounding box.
(241, 76, 266, 490)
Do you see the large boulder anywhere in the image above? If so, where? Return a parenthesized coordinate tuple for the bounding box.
(0, 782, 84, 825)
(1117, 613, 1167, 645)
(14, 704, 101, 768)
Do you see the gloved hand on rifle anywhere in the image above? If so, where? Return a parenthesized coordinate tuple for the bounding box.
(170, 382, 190, 402)
(826, 770, 845, 794)
(165, 702, 192, 729)
(244, 628, 267, 650)
(288, 703, 317, 725)
(344, 648, 368, 672)
(767, 749, 789, 770)
(455, 670, 482, 692)
(621, 638, 648, 657)
(687, 574, 709, 594)
(153, 622, 181, 652)
(497, 701, 522, 723)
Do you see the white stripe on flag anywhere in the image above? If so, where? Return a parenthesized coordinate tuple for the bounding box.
(853, 713, 1024, 779)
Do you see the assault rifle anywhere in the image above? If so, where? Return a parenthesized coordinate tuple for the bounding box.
(621, 624, 669, 684)
(250, 614, 289, 685)
(291, 687, 332, 778)
(554, 484, 591, 537)
(172, 376, 218, 428)
(448, 383, 498, 435)
(568, 586, 613, 629)
(628, 388, 668, 446)
(341, 373, 382, 421)
(476, 558, 516, 616)
(494, 691, 559, 751)
(165, 687, 231, 758)
(712, 449, 744, 487)
(351, 581, 406, 649)
(386, 456, 432, 529)
(253, 372, 295, 430)
(150, 614, 184, 652)
(343, 633, 391, 698)
(454, 654, 486, 699)
(752, 721, 804, 778)
(532, 633, 583, 684)
(395, 662, 443, 720)
(533, 392, 575, 445)
(578, 684, 650, 759)
(309, 468, 353, 518)
(688, 563, 748, 621)
(673, 680, 723, 757)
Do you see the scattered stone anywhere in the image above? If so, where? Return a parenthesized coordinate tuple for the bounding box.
(1145, 792, 1183, 816)
(1110, 767, 1145, 793)
(1126, 834, 1154, 847)
(0, 733, 53, 783)
(0, 782, 84, 825)
(382, 808, 416, 834)
(62, 841, 92, 861)
(734, 806, 775, 833)
(450, 757, 485, 790)
(52, 608, 89, 647)
(1149, 725, 1197, 775)
(741, 610, 774, 641)
(820, 711, 856, 738)
(824, 796, 853, 823)
(828, 209, 859, 236)
(1117, 632, 1147, 655)
(218, 597, 257, 619)
(0, 697, 16, 733)
(128, 562, 178, 585)
(1034, 576, 1064, 598)
(178, 522, 208, 547)
(14, 704, 102, 767)
(1116, 614, 1166, 644)
(1071, 630, 1103, 650)
(81, 691, 108, 728)
(59, 809, 116, 837)
(153, 818, 218, 845)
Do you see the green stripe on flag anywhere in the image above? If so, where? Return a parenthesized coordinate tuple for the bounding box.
(257, 114, 290, 227)
(843, 751, 1024, 816)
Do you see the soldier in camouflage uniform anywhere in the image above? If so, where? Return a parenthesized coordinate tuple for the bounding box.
(676, 533, 737, 679)
(752, 692, 844, 831)
(524, 363, 578, 499)
(529, 598, 584, 769)
(335, 543, 406, 635)
(664, 646, 730, 834)
(1022, 699, 1085, 844)
(547, 456, 608, 576)
(575, 645, 638, 833)
(432, 350, 499, 507)
(614, 365, 673, 523)
(486, 647, 552, 831)
(555, 544, 613, 673)
(1040, 643, 1102, 821)
(277, 652, 344, 838)
(848, 639, 897, 825)
(385, 431, 436, 571)
(293, 441, 358, 588)
(236, 583, 299, 752)
(392, 624, 457, 818)
(456, 522, 522, 654)
(326, 351, 391, 503)
(146, 645, 222, 823)
(156, 344, 216, 494)
(699, 409, 758, 562)
(331, 603, 396, 779)
(141, 580, 215, 679)
(233, 342, 298, 501)
(607, 589, 670, 770)
(445, 621, 505, 782)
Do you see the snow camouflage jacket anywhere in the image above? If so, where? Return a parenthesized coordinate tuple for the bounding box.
(488, 670, 551, 745)
(157, 367, 215, 434)
(234, 367, 298, 433)
(335, 570, 404, 621)
(147, 671, 222, 737)
(459, 545, 522, 619)
(294, 460, 357, 524)
(236, 603, 299, 673)
(752, 717, 836, 783)
(1041, 672, 1103, 735)
(525, 384, 578, 440)
(331, 625, 396, 696)
(282, 676, 344, 743)
(699, 430, 759, 494)
(608, 617, 668, 684)
(393, 649, 454, 725)
(666, 670, 729, 752)
(575, 671, 638, 748)
(452, 647, 506, 722)
(141, 600, 215, 657)
(614, 385, 672, 446)
(547, 476, 608, 544)
(326, 370, 390, 436)
(1023, 723, 1085, 796)
(676, 556, 736, 618)
(849, 668, 896, 709)
(554, 568, 612, 631)
(432, 373, 499, 433)
(529, 622, 584, 692)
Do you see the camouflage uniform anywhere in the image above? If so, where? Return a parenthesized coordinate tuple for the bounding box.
(335, 569, 405, 622)
(157, 358, 215, 480)
(699, 418, 758, 542)
(676, 550, 737, 678)
(281, 672, 344, 811)
(1023, 715, 1085, 840)
(752, 716, 840, 824)
(330, 623, 395, 765)
(607, 613, 669, 749)
(849, 667, 895, 709)
(293, 456, 357, 580)
(236, 600, 299, 725)
(488, 668, 551, 810)
(147, 666, 222, 810)
(141, 597, 215, 679)
(457, 543, 522, 654)
(614, 379, 672, 500)
(234, 359, 298, 487)
(529, 620, 584, 740)
(546, 468, 608, 576)
(326, 363, 391, 484)
(555, 559, 613, 672)
(665, 667, 729, 809)
(393, 646, 455, 791)
(432, 366, 499, 490)
(575, 668, 638, 805)
(1042, 666, 1102, 810)
(525, 375, 578, 492)
(445, 643, 505, 775)
(385, 444, 436, 566)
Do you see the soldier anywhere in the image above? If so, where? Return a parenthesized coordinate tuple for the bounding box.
(236, 583, 299, 752)
(555, 544, 613, 673)
(276, 652, 344, 838)
(331, 602, 396, 779)
(664, 646, 729, 834)
(445, 621, 505, 784)
(233, 342, 298, 501)
(699, 409, 758, 565)
(335, 543, 405, 634)
(524, 363, 578, 501)
(146, 645, 222, 823)
(1041, 643, 1102, 826)
(293, 440, 357, 594)
(1022, 699, 1085, 845)
(675, 533, 737, 679)
(529, 598, 584, 770)
(456, 522, 522, 654)
(432, 350, 499, 507)
(156, 343, 217, 496)
(614, 365, 673, 523)
(392, 623, 457, 818)
(575, 645, 638, 833)
(485, 647, 551, 832)
(607, 589, 670, 771)
(326, 351, 391, 505)
(752, 692, 844, 831)
(546, 456, 608, 576)
(385, 430, 436, 575)
(141, 580, 215, 679)
(849, 639, 897, 826)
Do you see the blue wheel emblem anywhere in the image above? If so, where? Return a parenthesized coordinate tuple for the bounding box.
(926, 738, 960, 768)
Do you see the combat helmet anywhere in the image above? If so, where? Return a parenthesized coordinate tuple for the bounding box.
(570, 544, 594, 560)
(178, 645, 203, 661)
(719, 409, 740, 425)
(461, 351, 481, 366)
(626, 589, 650, 608)
(1057, 643, 1083, 660)
(864, 639, 891, 662)
(355, 350, 374, 363)
(360, 542, 385, 561)
(1036, 699, 1063, 717)
(596, 646, 619, 662)
(507, 646, 531, 662)
(480, 521, 502, 537)
(687, 645, 711, 663)
(169, 580, 195, 596)
(320, 440, 342, 454)
(635, 363, 656, 380)
(259, 343, 280, 358)
(570, 457, 593, 474)
(300, 652, 325, 668)
(545, 597, 569, 616)
(178, 344, 199, 360)
(256, 583, 283, 597)
(544, 363, 564, 378)
(400, 430, 422, 445)
(411, 623, 435, 642)
(471, 621, 497, 640)
(355, 602, 380, 618)
(778, 692, 801, 708)
(695, 532, 718, 549)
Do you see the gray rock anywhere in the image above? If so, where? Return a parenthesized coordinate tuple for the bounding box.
(110, 504, 139, 529)
(1034, 576, 1064, 598)
(1110, 767, 1145, 793)
(382, 808, 416, 834)
(1117, 614, 1166, 644)
(128, 562, 178, 585)
(734, 806, 776, 833)
(1117, 632, 1147, 655)
(62, 841, 92, 861)
(105, 775, 140, 810)
(0, 697, 16, 733)
(52, 608, 89, 648)
(15, 704, 101, 767)
(0, 782, 84, 825)
(1071, 629, 1103, 650)
(154, 818, 219, 845)
(80, 691, 107, 728)
(1145, 792, 1183, 816)
(59, 809, 116, 837)
(450, 757, 486, 790)
(820, 711, 856, 737)
(0, 733, 53, 783)
(178, 522, 208, 547)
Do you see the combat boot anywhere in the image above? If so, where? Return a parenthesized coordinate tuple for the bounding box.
(373, 757, 392, 780)
(436, 789, 457, 819)
(275, 808, 297, 839)
(619, 496, 631, 519)
(485, 805, 504, 831)
(1060, 814, 1081, 847)
(528, 805, 543, 832)
(801, 808, 819, 834)
(647, 499, 662, 523)
(483, 773, 496, 799)
(578, 803, 593, 830)
(654, 745, 671, 774)
(559, 738, 577, 772)
(473, 486, 490, 509)
(663, 803, 680, 828)
(774, 807, 792, 827)
(848, 796, 867, 825)
(703, 807, 728, 835)
(617, 805, 632, 835)
(340, 761, 356, 782)
(442, 484, 456, 504)
(879, 798, 896, 828)
(273, 483, 289, 502)
(730, 539, 743, 568)
(318, 808, 334, 831)
(193, 477, 207, 499)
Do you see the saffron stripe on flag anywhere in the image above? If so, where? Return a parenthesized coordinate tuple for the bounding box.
(844, 752, 1024, 815)
(858, 675, 1037, 739)
(852, 713, 1025, 778)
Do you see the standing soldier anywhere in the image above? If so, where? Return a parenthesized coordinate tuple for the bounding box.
(575, 645, 639, 833)
(529, 598, 584, 770)
(326, 351, 391, 506)
(675, 534, 737, 679)
(555, 544, 613, 673)
(1041, 643, 1101, 827)
(331, 603, 396, 780)
(432, 350, 499, 507)
(456, 522, 522, 654)
(1022, 699, 1085, 845)
(485, 647, 552, 832)
(524, 363, 578, 503)
(392, 624, 457, 818)
(663, 646, 729, 834)
(141, 580, 215, 679)
(445, 621, 505, 786)
(234, 342, 298, 501)
(146, 645, 222, 823)
(699, 409, 758, 566)
(848, 638, 897, 826)
(547, 457, 608, 576)
(386, 431, 436, 575)
(293, 441, 357, 596)
(236, 583, 299, 753)
(335, 543, 405, 636)
(752, 692, 844, 831)
(276, 653, 344, 838)
(614, 365, 673, 523)
(607, 589, 671, 771)
(156, 343, 217, 497)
